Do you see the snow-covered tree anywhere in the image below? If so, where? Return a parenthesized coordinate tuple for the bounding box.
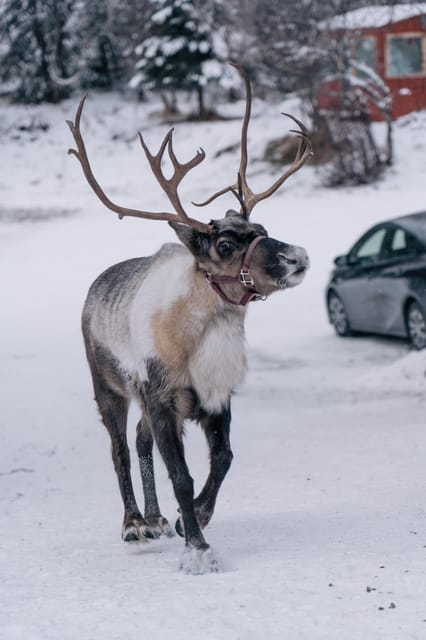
(76, 0, 121, 90)
(316, 35, 393, 186)
(130, 0, 224, 118)
(0, 0, 79, 103)
(249, 0, 394, 186)
(109, 0, 152, 84)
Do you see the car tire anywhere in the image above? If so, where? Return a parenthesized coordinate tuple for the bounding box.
(327, 292, 352, 337)
(406, 301, 426, 350)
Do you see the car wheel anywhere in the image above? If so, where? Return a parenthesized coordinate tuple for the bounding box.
(327, 292, 352, 337)
(406, 301, 426, 350)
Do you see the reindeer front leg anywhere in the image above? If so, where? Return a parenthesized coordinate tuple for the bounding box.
(196, 406, 233, 527)
(175, 405, 233, 536)
(152, 406, 205, 546)
(142, 377, 220, 573)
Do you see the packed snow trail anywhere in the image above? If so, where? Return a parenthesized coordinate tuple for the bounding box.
(1, 95, 425, 639)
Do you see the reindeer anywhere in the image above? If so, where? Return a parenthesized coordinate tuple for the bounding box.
(67, 64, 312, 574)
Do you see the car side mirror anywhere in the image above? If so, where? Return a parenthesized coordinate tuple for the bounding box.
(347, 253, 360, 266)
(334, 254, 348, 266)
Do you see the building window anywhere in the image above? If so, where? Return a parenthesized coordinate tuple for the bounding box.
(355, 36, 377, 71)
(387, 35, 423, 77)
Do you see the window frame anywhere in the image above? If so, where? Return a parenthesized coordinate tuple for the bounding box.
(354, 35, 378, 72)
(385, 32, 426, 78)
(382, 225, 422, 260)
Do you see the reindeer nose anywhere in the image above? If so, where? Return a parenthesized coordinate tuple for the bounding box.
(279, 246, 309, 270)
(297, 248, 310, 270)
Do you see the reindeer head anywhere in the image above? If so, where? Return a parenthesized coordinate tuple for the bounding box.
(67, 64, 312, 306)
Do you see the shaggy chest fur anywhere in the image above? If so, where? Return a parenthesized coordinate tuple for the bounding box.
(153, 297, 246, 413)
(135, 248, 247, 413)
(86, 244, 247, 414)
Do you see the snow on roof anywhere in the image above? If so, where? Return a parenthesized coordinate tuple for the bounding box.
(326, 4, 426, 30)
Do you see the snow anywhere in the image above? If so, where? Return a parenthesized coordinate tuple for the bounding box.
(128, 71, 144, 90)
(326, 3, 426, 30)
(1, 92, 426, 639)
(201, 58, 222, 81)
(152, 6, 173, 25)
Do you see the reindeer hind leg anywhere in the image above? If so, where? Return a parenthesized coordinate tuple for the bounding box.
(136, 415, 173, 537)
(85, 340, 156, 542)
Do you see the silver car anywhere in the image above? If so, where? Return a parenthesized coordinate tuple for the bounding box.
(326, 211, 426, 349)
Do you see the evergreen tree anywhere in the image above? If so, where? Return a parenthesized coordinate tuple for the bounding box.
(0, 0, 79, 103)
(110, 0, 152, 86)
(131, 0, 223, 117)
(76, 0, 121, 90)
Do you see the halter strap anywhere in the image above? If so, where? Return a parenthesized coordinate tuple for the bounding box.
(202, 235, 267, 307)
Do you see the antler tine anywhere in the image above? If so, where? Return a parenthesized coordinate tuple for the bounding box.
(244, 114, 313, 211)
(67, 95, 212, 233)
(138, 128, 172, 170)
(193, 62, 253, 215)
(191, 185, 233, 208)
(285, 113, 311, 159)
(167, 132, 206, 177)
(193, 65, 313, 218)
(230, 63, 251, 197)
(230, 172, 249, 217)
(138, 128, 207, 228)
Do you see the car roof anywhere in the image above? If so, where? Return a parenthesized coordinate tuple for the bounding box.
(388, 211, 426, 244)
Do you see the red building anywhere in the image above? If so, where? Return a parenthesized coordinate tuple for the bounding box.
(318, 4, 426, 120)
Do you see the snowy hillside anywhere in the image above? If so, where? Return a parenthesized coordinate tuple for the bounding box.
(1, 93, 425, 640)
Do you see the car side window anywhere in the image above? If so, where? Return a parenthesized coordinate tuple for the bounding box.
(353, 227, 387, 265)
(391, 228, 406, 251)
(385, 227, 420, 258)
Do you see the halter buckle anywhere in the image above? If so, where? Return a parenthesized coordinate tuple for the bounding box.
(239, 269, 255, 287)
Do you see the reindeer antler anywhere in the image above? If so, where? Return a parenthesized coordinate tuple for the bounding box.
(193, 63, 314, 218)
(67, 95, 212, 233)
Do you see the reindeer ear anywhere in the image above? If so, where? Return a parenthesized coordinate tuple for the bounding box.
(225, 209, 240, 218)
(169, 221, 211, 256)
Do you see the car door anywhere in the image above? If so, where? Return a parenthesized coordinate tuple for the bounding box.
(335, 225, 389, 331)
(368, 226, 422, 336)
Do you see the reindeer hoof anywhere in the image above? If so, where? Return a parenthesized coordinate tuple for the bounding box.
(123, 530, 139, 542)
(176, 509, 211, 536)
(179, 546, 222, 575)
(147, 515, 174, 538)
(175, 516, 184, 538)
(122, 521, 158, 543)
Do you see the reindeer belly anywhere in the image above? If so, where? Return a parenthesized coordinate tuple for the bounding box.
(188, 316, 246, 413)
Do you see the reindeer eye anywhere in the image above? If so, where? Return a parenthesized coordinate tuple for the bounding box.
(217, 240, 235, 256)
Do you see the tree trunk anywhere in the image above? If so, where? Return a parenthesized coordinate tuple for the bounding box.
(385, 113, 393, 166)
(196, 85, 205, 119)
(160, 91, 179, 116)
(31, 0, 58, 102)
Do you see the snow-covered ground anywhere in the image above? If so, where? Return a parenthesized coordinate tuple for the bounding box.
(1, 93, 425, 640)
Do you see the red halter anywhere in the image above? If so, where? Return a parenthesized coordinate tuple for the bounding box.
(201, 235, 267, 307)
